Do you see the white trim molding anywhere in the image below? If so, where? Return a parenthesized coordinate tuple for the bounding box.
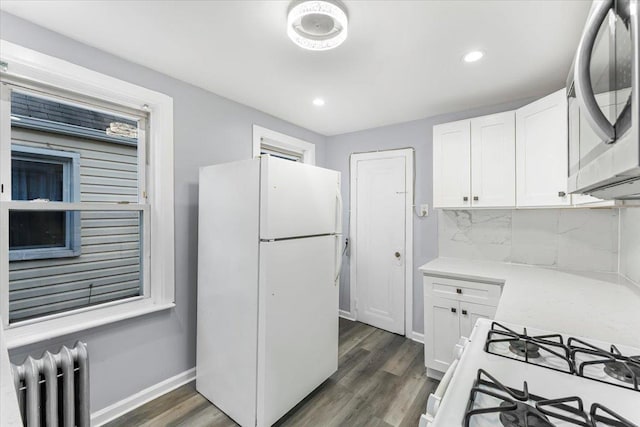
(348, 148, 415, 338)
(91, 368, 196, 426)
(410, 331, 424, 344)
(0, 40, 175, 342)
(338, 309, 356, 321)
(252, 125, 315, 165)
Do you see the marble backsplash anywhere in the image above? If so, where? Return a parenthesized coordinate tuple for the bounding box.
(620, 208, 640, 284)
(438, 209, 620, 272)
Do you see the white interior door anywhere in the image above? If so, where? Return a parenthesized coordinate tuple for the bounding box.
(351, 151, 408, 335)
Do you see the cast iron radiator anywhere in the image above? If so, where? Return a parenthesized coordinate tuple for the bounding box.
(10, 341, 89, 427)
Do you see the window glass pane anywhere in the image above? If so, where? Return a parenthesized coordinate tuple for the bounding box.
(11, 91, 140, 204)
(12, 159, 63, 201)
(8, 209, 143, 323)
(11, 92, 138, 137)
(9, 211, 66, 250)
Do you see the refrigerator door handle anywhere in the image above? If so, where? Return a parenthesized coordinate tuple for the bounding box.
(335, 186, 343, 235)
(335, 234, 343, 285)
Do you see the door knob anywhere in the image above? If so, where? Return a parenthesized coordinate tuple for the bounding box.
(394, 252, 401, 258)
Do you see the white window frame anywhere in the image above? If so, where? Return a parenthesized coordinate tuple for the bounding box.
(252, 124, 315, 164)
(9, 144, 81, 261)
(0, 40, 175, 349)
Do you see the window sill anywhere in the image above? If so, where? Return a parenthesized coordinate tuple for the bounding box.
(4, 299, 175, 349)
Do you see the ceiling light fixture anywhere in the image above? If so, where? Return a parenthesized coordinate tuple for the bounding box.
(312, 98, 325, 106)
(463, 50, 485, 63)
(287, 1, 348, 51)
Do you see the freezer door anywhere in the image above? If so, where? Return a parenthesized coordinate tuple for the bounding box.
(260, 156, 341, 240)
(256, 235, 339, 427)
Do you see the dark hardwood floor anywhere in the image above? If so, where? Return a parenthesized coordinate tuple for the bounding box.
(105, 318, 437, 427)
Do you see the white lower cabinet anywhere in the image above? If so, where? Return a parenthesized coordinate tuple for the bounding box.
(424, 275, 501, 374)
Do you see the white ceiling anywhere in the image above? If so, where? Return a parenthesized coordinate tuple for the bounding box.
(0, 1, 590, 136)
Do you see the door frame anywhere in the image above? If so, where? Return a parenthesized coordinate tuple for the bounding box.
(348, 148, 414, 337)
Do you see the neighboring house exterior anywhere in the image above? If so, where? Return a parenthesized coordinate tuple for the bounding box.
(8, 93, 142, 322)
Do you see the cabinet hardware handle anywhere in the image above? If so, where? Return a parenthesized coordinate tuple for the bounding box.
(456, 288, 462, 294)
(463, 196, 469, 202)
(462, 310, 468, 315)
(558, 191, 566, 197)
(394, 252, 401, 259)
(451, 307, 457, 313)
(473, 196, 479, 201)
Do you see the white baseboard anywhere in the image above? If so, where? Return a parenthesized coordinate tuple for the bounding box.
(91, 367, 196, 426)
(410, 331, 424, 344)
(338, 309, 356, 321)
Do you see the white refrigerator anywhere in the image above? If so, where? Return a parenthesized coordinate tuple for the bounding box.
(196, 156, 342, 427)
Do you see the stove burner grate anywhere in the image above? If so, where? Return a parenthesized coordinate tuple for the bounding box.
(485, 322, 573, 374)
(569, 337, 640, 391)
(464, 369, 637, 427)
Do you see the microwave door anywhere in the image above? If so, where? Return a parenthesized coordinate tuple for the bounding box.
(613, 0, 633, 140)
(575, 0, 617, 144)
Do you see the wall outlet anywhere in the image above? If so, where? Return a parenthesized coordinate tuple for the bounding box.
(419, 204, 429, 217)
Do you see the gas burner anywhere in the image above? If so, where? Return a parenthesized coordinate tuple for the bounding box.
(569, 337, 640, 391)
(485, 322, 573, 374)
(509, 340, 541, 359)
(498, 401, 552, 427)
(604, 360, 640, 384)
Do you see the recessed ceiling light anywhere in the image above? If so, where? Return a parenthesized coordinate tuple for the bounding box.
(312, 98, 325, 106)
(287, 1, 348, 51)
(463, 50, 484, 63)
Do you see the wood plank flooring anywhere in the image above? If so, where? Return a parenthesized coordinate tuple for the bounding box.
(105, 319, 438, 427)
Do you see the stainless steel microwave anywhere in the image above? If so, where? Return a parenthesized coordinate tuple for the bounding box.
(567, 0, 640, 199)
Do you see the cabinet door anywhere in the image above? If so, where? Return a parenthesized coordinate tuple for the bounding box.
(516, 89, 571, 207)
(459, 302, 496, 339)
(433, 120, 471, 208)
(424, 296, 460, 372)
(471, 112, 516, 207)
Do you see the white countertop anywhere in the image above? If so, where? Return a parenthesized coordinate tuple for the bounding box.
(419, 257, 640, 347)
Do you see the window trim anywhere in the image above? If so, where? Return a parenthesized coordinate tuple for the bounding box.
(9, 144, 81, 261)
(252, 125, 316, 164)
(0, 40, 175, 348)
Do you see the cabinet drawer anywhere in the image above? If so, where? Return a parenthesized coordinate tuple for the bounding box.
(424, 275, 502, 306)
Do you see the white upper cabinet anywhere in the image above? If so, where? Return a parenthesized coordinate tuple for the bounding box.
(516, 89, 571, 207)
(470, 112, 516, 207)
(433, 113, 516, 209)
(433, 120, 471, 208)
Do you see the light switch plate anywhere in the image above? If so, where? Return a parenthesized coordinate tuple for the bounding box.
(419, 204, 429, 217)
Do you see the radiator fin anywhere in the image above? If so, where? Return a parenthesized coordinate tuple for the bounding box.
(10, 341, 89, 427)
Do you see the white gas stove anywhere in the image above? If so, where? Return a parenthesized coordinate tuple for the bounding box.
(421, 318, 640, 427)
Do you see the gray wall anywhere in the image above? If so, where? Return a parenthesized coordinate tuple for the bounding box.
(2, 11, 327, 412)
(324, 98, 534, 335)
